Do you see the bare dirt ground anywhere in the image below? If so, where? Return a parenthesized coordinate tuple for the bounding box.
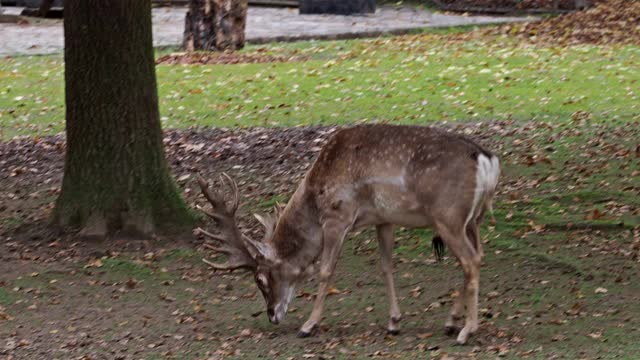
(1, 121, 639, 359)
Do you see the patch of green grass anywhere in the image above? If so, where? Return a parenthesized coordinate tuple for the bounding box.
(0, 287, 15, 306)
(1, 34, 639, 139)
(1, 217, 24, 232)
(8, 272, 65, 305)
(96, 257, 158, 282)
(394, 228, 435, 257)
(160, 248, 199, 262)
(158, 248, 206, 268)
(256, 193, 289, 210)
(12, 272, 58, 289)
(154, 41, 640, 131)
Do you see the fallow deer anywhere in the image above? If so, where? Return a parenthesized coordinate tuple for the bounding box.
(196, 124, 500, 344)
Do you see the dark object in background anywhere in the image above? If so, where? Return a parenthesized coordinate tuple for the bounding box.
(2, 0, 61, 17)
(20, 0, 59, 17)
(299, 0, 375, 15)
(437, 0, 593, 13)
(11, 0, 61, 6)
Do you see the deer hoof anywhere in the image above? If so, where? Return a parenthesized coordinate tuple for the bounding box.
(456, 333, 469, 345)
(456, 326, 476, 345)
(387, 317, 401, 335)
(297, 325, 316, 338)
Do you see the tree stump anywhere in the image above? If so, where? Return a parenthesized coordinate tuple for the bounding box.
(299, 0, 375, 15)
(183, 0, 249, 51)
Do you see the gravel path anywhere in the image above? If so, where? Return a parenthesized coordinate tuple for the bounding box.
(0, 6, 533, 56)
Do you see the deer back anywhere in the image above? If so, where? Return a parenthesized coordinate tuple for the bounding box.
(305, 125, 497, 229)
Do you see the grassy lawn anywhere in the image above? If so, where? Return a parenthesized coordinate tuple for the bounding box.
(1, 32, 639, 139)
(1, 27, 639, 359)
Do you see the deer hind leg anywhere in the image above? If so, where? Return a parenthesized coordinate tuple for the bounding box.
(470, 205, 486, 258)
(436, 223, 481, 345)
(298, 220, 350, 337)
(445, 289, 465, 335)
(458, 246, 481, 344)
(377, 224, 402, 334)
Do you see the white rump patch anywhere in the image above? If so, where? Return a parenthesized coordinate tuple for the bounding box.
(465, 154, 501, 229)
(476, 154, 500, 195)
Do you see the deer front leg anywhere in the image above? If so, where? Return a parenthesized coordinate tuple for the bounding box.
(377, 224, 402, 335)
(298, 221, 349, 337)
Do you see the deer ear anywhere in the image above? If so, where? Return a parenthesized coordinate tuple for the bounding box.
(254, 213, 277, 240)
(274, 202, 285, 214)
(250, 213, 279, 265)
(243, 236, 279, 265)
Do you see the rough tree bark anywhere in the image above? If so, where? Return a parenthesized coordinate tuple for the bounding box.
(54, 0, 194, 238)
(183, 0, 248, 51)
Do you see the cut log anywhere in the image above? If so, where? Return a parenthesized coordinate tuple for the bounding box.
(183, 0, 248, 51)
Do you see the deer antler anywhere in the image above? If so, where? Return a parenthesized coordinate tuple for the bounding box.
(196, 174, 258, 271)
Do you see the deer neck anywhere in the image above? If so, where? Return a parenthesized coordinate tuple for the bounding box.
(270, 182, 322, 268)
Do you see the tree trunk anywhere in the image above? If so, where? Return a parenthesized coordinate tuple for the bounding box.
(55, 0, 194, 238)
(183, 0, 248, 51)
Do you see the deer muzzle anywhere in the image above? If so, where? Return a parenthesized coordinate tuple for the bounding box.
(270, 285, 295, 325)
(267, 308, 279, 324)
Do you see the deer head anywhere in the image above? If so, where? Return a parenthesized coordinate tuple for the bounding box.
(196, 174, 299, 324)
